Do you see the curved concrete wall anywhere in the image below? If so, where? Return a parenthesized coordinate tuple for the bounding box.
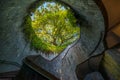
(0, 0, 105, 74)
(0, 0, 38, 73)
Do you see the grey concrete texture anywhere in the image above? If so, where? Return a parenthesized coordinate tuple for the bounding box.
(0, 0, 105, 78)
(0, 0, 38, 73)
(23, 0, 105, 80)
(100, 49, 120, 80)
(84, 72, 104, 80)
(76, 55, 103, 79)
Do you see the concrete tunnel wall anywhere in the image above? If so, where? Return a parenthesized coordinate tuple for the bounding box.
(0, 0, 105, 73)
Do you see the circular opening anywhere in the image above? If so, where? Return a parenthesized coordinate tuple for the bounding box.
(23, 0, 80, 54)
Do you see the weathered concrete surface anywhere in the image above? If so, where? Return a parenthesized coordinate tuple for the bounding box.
(17, 0, 105, 80)
(0, 0, 38, 73)
(76, 55, 103, 79)
(62, 0, 105, 57)
(100, 48, 120, 80)
(17, 54, 103, 80)
(0, 0, 105, 79)
(84, 72, 104, 80)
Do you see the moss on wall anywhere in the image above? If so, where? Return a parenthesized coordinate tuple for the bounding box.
(101, 51, 120, 80)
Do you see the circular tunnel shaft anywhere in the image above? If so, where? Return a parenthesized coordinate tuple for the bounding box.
(0, 0, 105, 80)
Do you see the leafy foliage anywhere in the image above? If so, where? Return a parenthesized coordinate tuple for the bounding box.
(24, 1, 80, 54)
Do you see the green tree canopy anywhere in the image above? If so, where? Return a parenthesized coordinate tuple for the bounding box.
(24, 1, 80, 54)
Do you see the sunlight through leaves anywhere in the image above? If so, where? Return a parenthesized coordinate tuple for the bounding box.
(24, 1, 80, 54)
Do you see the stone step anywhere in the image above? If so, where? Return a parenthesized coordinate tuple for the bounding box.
(0, 71, 18, 80)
